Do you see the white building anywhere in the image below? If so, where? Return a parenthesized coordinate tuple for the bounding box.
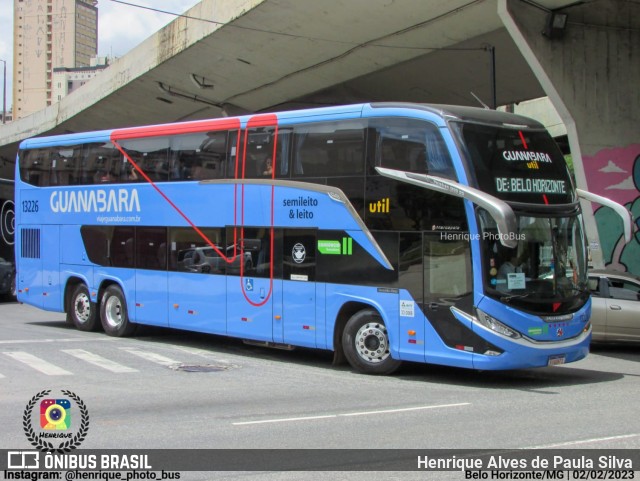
(52, 56, 109, 102)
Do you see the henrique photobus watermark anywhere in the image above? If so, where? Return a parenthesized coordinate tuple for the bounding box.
(439, 232, 526, 242)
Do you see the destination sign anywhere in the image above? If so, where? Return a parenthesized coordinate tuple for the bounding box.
(457, 122, 573, 205)
(495, 177, 567, 195)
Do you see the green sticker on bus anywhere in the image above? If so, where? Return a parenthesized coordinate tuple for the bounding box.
(528, 326, 549, 336)
(318, 238, 352, 255)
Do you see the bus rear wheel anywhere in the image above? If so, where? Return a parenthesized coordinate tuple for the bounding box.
(342, 309, 401, 375)
(100, 285, 136, 337)
(68, 284, 100, 331)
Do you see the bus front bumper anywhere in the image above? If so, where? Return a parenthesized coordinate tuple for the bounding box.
(450, 306, 591, 370)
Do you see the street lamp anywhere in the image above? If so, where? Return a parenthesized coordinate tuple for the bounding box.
(0, 59, 6, 124)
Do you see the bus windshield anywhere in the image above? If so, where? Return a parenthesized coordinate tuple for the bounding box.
(478, 209, 589, 314)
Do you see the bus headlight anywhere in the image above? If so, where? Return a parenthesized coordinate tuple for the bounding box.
(475, 309, 521, 339)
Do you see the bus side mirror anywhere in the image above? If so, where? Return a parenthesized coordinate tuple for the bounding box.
(576, 189, 635, 244)
(375, 167, 519, 248)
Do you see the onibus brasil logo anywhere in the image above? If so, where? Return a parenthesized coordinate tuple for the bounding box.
(23, 389, 89, 453)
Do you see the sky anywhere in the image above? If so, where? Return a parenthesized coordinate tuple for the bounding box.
(0, 0, 201, 112)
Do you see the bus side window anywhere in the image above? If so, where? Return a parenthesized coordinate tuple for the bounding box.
(81, 226, 110, 266)
(242, 128, 275, 179)
(119, 137, 170, 183)
(423, 128, 454, 178)
(170, 131, 228, 181)
(80, 145, 98, 185)
(50, 146, 81, 186)
(424, 233, 472, 299)
(225, 227, 277, 279)
(227, 130, 240, 179)
(82, 142, 125, 185)
(371, 118, 454, 179)
(275, 129, 291, 178)
(110, 227, 135, 268)
(379, 140, 413, 171)
(169, 227, 224, 274)
(136, 228, 168, 271)
(21, 148, 52, 186)
(292, 121, 365, 178)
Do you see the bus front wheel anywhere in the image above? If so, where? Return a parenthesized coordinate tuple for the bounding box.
(342, 309, 401, 375)
(68, 284, 100, 331)
(100, 285, 136, 337)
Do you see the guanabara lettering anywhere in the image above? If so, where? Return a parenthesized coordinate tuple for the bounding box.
(502, 150, 553, 163)
(50, 189, 141, 213)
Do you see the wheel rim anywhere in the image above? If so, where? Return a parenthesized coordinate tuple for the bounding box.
(104, 295, 124, 329)
(354, 322, 390, 364)
(74, 292, 92, 324)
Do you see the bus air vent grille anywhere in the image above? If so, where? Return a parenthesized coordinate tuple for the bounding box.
(21, 228, 41, 259)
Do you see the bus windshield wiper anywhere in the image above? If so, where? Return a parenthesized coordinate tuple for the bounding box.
(500, 293, 530, 303)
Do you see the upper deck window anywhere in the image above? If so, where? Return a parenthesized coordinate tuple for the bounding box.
(118, 137, 170, 182)
(169, 131, 228, 181)
(371, 118, 455, 179)
(20, 148, 52, 187)
(292, 121, 366, 177)
(19, 143, 124, 186)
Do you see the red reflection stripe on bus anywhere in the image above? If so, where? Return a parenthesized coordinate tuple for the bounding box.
(239, 114, 278, 307)
(518, 130, 528, 149)
(111, 118, 242, 140)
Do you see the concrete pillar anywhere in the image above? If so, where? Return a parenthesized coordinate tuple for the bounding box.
(498, 0, 640, 275)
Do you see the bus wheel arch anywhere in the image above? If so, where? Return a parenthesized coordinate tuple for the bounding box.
(338, 304, 402, 375)
(332, 302, 368, 366)
(65, 278, 100, 331)
(99, 282, 136, 337)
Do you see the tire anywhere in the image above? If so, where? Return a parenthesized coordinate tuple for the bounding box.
(67, 284, 100, 331)
(100, 285, 136, 337)
(342, 309, 402, 375)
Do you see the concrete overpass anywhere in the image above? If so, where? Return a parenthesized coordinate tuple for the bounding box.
(0, 0, 638, 273)
(0, 0, 556, 168)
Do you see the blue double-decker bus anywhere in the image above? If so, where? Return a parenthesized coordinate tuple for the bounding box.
(14, 103, 633, 374)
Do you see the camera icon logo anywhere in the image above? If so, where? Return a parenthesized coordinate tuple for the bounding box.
(40, 398, 71, 430)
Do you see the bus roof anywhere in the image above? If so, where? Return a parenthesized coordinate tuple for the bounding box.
(19, 129, 113, 150)
(17, 102, 546, 149)
(369, 102, 546, 129)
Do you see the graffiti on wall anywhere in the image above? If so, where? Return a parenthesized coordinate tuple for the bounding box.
(583, 144, 640, 275)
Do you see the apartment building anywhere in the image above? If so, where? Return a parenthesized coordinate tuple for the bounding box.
(13, 0, 98, 119)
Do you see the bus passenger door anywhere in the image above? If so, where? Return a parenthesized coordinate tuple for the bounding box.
(279, 229, 317, 348)
(226, 226, 275, 342)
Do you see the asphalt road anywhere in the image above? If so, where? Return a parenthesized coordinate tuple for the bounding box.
(1, 301, 639, 480)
